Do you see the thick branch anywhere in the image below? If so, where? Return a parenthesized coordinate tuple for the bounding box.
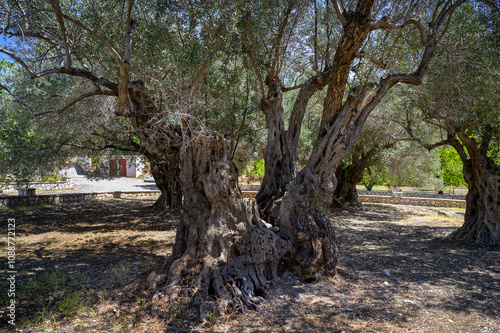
(282, 84, 304, 92)
(187, 30, 223, 101)
(332, 0, 348, 25)
(418, 138, 450, 151)
(34, 67, 119, 92)
(268, 1, 294, 81)
(245, 46, 265, 95)
(117, 5, 137, 116)
(371, 18, 428, 47)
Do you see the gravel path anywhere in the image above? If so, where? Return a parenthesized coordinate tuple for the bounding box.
(70, 176, 158, 192)
(37, 176, 158, 194)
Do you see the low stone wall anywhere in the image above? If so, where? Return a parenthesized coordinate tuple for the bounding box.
(0, 190, 160, 208)
(240, 191, 465, 208)
(0, 189, 465, 209)
(0, 180, 73, 193)
(358, 190, 466, 200)
(359, 194, 466, 208)
(240, 184, 261, 191)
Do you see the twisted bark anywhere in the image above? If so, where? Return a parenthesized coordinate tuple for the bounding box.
(334, 161, 364, 207)
(150, 132, 288, 321)
(256, 70, 331, 223)
(146, 151, 181, 210)
(447, 135, 500, 246)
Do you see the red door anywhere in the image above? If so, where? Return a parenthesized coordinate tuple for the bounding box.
(120, 159, 127, 176)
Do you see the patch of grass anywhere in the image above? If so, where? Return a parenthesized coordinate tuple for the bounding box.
(17, 269, 68, 302)
(33, 298, 54, 325)
(58, 292, 83, 316)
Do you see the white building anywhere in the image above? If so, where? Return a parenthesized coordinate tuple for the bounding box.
(77, 155, 145, 178)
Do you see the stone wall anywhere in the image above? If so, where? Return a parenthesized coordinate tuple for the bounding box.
(241, 191, 466, 208)
(0, 180, 73, 193)
(0, 190, 160, 208)
(358, 190, 466, 200)
(358, 194, 466, 208)
(0, 189, 466, 209)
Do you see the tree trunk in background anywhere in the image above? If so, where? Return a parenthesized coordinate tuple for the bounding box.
(146, 151, 181, 210)
(334, 161, 364, 207)
(151, 131, 288, 320)
(447, 135, 500, 245)
(124, 82, 183, 210)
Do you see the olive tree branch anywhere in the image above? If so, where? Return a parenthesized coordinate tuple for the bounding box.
(371, 18, 428, 47)
(33, 90, 117, 116)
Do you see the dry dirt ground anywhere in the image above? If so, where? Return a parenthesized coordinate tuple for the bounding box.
(0, 197, 498, 333)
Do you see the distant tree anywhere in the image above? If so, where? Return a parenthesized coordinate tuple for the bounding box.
(361, 163, 387, 191)
(0, 75, 71, 187)
(334, 112, 400, 206)
(397, 3, 500, 245)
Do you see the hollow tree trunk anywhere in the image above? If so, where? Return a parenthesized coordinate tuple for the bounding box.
(447, 139, 500, 245)
(151, 131, 288, 321)
(146, 151, 181, 210)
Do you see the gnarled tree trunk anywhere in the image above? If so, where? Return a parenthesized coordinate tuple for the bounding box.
(278, 82, 385, 280)
(146, 151, 181, 210)
(151, 131, 288, 320)
(256, 71, 330, 223)
(123, 81, 183, 210)
(447, 135, 500, 245)
(334, 161, 364, 207)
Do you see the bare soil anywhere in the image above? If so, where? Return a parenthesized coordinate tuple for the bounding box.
(1, 198, 498, 332)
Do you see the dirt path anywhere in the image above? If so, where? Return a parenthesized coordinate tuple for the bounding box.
(1, 199, 498, 332)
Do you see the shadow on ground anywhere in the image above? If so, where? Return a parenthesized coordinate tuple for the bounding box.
(0, 201, 498, 332)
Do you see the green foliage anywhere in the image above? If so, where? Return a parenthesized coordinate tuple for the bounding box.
(439, 148, 466, 187)
(245, 158, 265, 180)
(361, 164, 387, 191)
(42, 172, 63, 182)
(0, 107, 62, 187)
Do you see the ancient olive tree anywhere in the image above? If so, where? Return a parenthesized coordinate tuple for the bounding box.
(247, 0, 469, 279)
(0, 0, 472, 321)
(0, 0, 287, 319)
(396, 3, 500, 245)
(333, 113, 402, 206)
